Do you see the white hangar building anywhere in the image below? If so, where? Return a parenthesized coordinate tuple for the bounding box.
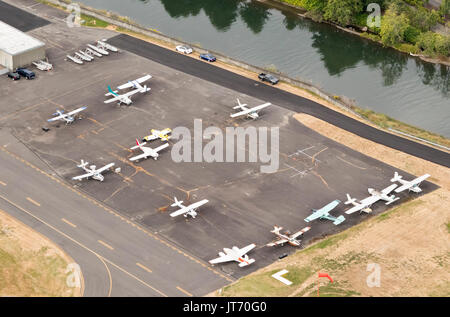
(0, 20, 45, 71)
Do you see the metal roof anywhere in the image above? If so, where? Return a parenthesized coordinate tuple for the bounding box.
(0, 21, 45, 56)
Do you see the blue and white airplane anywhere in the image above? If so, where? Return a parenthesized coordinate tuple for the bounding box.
(104, 75, 152, 105)
(304, 200, 345, 225)
(47, 106, 87, 124)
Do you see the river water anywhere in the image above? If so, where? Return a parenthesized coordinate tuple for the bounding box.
(77, 0, 450, 137)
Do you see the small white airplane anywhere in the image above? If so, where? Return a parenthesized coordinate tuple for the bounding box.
(143, 128, 172, 142)
(72, 160, 115, 182)
(169, 197, 209, 218)
(230, 99, 271, 120)
(88, 44, 108, 56)
(304, 200, 345, 225)
(104, 75, 152, 105)
(391, 172, 430, 193)
(345, 184, 400, 215)
(75, 51, 93, 62)
(85, 47, 102, 58)
(67, 55, 83, 65)
(97, 40, 118, 52)
(266, 226, 311, 247)
(33, 60, 53, 71)
(209, 244, 256, 267)
(129, 139, 169, 162)
(47, 106, 87, 124)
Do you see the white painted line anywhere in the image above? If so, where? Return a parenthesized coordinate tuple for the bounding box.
(272, 269, 292, 286)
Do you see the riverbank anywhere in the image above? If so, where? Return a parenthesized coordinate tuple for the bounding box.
(39, 0, 450, 151)
(213, 114, 450, 297)
(260, 0, 450, 67)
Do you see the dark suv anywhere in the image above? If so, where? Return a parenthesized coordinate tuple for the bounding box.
(258, 73, 279, 85)
(16, 68, 35, 80)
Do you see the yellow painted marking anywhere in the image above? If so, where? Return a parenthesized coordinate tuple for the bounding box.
(26, 197, 41, 207)
(136, 262, 152, 273)
(61, 218, 77, 228)
(0, 181, 6, 186)
(176, 286, 193, 297)
(98, 240, 114, 250)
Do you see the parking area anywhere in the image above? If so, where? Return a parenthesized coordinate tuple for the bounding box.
(0, 8, 437, 280)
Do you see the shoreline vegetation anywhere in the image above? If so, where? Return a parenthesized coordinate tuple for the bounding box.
(38, 0, 450, 150)
(270, 0, 449, 65)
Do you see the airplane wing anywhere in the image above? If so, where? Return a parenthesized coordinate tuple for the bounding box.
(236, 244, 256, 257)
(117, 75, 152, 90)
(130, 153, 149, 162)
(72, 172, 94, 181)
(104, 95, 121, 104)
(95, 163, 115, 174)
(170, 199, 208, 218)
(266, 239, 289, 247)
(345, 196, 378, 214)
(209, 253, 236, 264)
(291, 227, 311, 239)
(381, 184, 398, 195)
(305, 200, 340, 222)
(47, 115, 65, 122)
(153, 143, 170, 153)
(67, 106, 87, 116)
(395, 174, 430, 193)
(230, 103, 271, 118)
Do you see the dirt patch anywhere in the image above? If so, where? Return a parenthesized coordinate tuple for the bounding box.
(0, 209, 82, 297)
(216, 114, 449, 297)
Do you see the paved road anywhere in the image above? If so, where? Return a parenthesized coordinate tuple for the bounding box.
(0, 131, 231, 296)
(0, 0, 50, 31)
(108, 34, 450, 168)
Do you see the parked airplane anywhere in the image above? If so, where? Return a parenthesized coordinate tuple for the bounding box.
(104, 75, 151, 105)
(391, 172, 430, 193)
(97, 40, 118, 52)
(129, 139, 169, 162)
(75, 51, 92, 62)
(143, 128, 172, 142)
(209, 244, 256, 267)
(304, 200, 345, 225)
(266, 226, 311, 247)
(85, 47, 102, 58)
(72, 160, 115, 182)
(47, 106, 87, 124)
(67, 55, 83, 65)
(230, 99, 271, 120)
(169, 197, 209, 218)
(33, 60, 53, 71)
(88, 44, 108, 55)
(345, 184, 399, 215)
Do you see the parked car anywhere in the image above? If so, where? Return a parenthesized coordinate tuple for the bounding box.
(7, 72, 20, 81)
(258, 73, 279, 85)
(16, 68, 35, 80)
(175, 45, 193, 54)
(199, 53, 216, 62)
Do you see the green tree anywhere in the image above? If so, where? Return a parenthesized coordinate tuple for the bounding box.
(380, 9, 409, 46)
(323, 0, 363, 26)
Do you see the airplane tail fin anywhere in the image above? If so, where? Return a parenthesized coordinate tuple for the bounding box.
(234, 98, 247, 109)
(107, 85, 118, 96)
(238, 257, 255, 267)
(390, 172, 402, 183)
(344, 194, 357, 205)
(171, 197, 184, 207)
(77, 160, 88, 168)
(271, 226, 282, 234)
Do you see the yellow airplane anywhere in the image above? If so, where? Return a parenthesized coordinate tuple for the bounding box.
(142, 128, 172, 142)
